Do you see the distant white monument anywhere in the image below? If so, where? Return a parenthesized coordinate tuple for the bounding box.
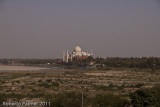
(63, 46, 93, 63)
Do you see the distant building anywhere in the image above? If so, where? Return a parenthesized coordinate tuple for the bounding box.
(62, 46, 93, 63)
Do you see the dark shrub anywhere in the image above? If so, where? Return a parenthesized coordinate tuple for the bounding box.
(38, 79, 42, 82)
(92, 94, 129, 107)
(38, 83, 51, 88)
(52, 82, 59, 87)
(135, 83, 144, 88)
(46, 79, 52, 83)
(130, 87, 160, 107)
(45, 92, 82, 107)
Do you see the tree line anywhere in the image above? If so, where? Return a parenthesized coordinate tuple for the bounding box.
(1, 57, 160, 70)
(65, 57, 160, 70)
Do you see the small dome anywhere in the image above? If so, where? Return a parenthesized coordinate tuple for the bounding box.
(74, 46, 82, 53)
(83, 52, 87, 56)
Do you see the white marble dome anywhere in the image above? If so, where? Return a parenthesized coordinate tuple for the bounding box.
(74, 46, 82, 53)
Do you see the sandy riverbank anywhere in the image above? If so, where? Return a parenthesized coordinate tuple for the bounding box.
(0, 65, 48, 71)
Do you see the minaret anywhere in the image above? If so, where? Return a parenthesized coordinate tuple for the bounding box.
(71, 54, 73, 61)
(66, 50, 69, 63)
(91, 52, 93, 56)
(87, 51, 89, 55)
(90, 49, 93, 56)
(62, 51, 65, 62)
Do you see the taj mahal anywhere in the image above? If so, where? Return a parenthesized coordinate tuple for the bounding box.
(62, 46, 93, 63)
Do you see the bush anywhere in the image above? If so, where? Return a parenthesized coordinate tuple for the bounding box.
(92, 94, 129, 107)
(108, 83, 114, 88)
(46, 79, 52, 83)
(130, 87, 160, 107)
(38, 79, 42, 82)
(52, 82, 59, 87)
(16, 80, 20, 84)
(135, 83, 144, 88)
(38, 83, 51, 88)
(45, 92, 82, 107)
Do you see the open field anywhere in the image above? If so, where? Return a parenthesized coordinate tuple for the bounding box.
(0, 68, 160, 106)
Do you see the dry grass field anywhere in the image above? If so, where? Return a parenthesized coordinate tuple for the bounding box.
(0, 67, 160, 106)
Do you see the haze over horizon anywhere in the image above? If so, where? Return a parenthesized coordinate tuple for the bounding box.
(0, 0, 160, 59)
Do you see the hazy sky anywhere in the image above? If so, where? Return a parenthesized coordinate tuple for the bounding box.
(0, 0, 160, 58)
